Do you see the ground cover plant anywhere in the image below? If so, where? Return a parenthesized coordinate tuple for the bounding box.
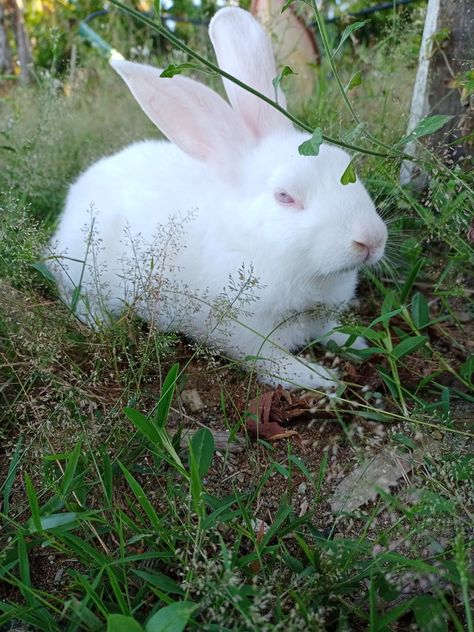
(0, 1, 473, 630)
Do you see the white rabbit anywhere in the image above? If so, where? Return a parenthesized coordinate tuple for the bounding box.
(48, 7, 387, 390)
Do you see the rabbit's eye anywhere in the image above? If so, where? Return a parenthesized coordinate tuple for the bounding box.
(274, 191, 303, 210)
(275, 191, 295, 206)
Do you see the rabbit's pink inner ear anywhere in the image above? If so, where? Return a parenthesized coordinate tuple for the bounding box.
(111, 60, 252, 169)
(209, 7, 293, 139)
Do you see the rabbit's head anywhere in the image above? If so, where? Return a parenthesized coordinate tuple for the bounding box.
(111, 7, 387, 280)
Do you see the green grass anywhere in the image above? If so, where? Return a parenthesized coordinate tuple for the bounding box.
(1, 4, 473, 631)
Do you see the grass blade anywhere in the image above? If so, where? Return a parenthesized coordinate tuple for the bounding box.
(117, 460, 163, 533)
(155, 362, 179, 428)
(61, 437, 83, 496)
(24, 473, 42, 533)
(2, 436, 23, 516)
(188, 428, 215, 477)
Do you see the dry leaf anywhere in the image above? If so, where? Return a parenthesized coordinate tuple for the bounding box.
(244, 386, 315, 442)
(343, 355, 385, 390)
(330, 443, 441, 513)
(245, 419, 300, 442)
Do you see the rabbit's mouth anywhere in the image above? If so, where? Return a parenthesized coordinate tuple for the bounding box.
(332, 262, 363, 275)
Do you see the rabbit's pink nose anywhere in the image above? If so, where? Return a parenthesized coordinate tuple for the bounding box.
(352, 237, 385, 262)
(352, 241, 371, 261)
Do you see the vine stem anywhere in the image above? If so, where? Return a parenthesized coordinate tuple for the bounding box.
(109, 0, 412, 160)
(308, 0, 398, 155)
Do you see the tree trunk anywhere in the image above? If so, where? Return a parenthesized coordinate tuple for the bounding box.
(10, 0, 32, 84)
(400, 0, 474, 184)
(0, 1, 13, 76)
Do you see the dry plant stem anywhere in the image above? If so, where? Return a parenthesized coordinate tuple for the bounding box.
(109, 0, 411, 161)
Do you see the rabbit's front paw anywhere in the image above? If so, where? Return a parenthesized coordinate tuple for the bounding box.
(256, 356, 339, 392)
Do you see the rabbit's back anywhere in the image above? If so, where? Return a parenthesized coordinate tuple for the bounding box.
(50, 140, 217, 323)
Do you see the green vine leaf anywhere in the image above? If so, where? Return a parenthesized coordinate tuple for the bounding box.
(272, 66, 297, 101)
(333, 21, 368, 58)
(160, 63, 216, 78)
(346, 70, 362, 91)
(298, 127, 323, 156)
(340, 159, 357, 185)
(398, 115, 453, 145)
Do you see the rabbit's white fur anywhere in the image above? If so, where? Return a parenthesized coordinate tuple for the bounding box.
(49, 7, 387, 390)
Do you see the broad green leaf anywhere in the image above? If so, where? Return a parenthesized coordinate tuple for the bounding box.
(61, 437, 83, 496)
(125, 412, 186, 476)
(411, 292, 429, 329)
(346, 346, 386, 360)
(24, 473, 42, 532)
(351, 410, 393, 422)
(146, 601, 198, 632)
(188, 428, 215, 477)
(393, 433, 417, 450)
(155, 362, 179, 427)
(375, 598, 416, 629)
(298, 127, 323, 156)
(369, 308, 403, 328)
(340, 159, 357, 185)
(17, 534, 34, 607)
(31, 261, 56, 283)
(107, 614, 144, 632)
(69, 599, 102, 629)
(378, 367, 400, 401)
(59, 532, 107, 566)
(400, 257, 425, 303)
(413, 595, 448, 632)
(188, 443, 204, 519)
(393, 335, 428, 359)
(71, 285, 82, 313)
(346, 70, 362, 91)
(333, 21, 368, 57)
(160, 63, 215, 78)
(272, 65, 296, 101)
(459, 355, 473, 382)
(381, 289, 397, 316)
(124, 407, 160, 444)
(288, 455, 314, 484)
(263, 497, 291, 545)
(133, 569, 184, 595)
(29, 512, 84, 533)
(153, 0, 161, 18)
(106, 568, 128, 615)
(118, 461, 163, 531)
(399, 114, 452, 145)
(400, 236, 422, 262)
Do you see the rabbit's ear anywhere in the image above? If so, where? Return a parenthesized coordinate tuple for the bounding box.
(111, 60, 252, 170)
(209, 7, 292, 139)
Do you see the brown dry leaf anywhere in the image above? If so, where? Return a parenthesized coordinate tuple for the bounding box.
(245, 419, 300, 442)
(342, 355, 385, 390)
(244, 386, 315, 442)
(330, 442, 442, 513)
